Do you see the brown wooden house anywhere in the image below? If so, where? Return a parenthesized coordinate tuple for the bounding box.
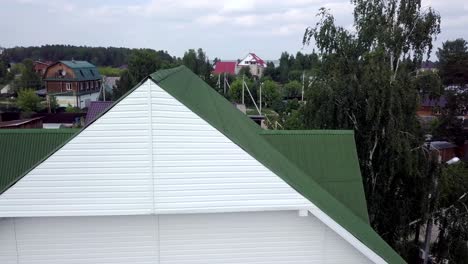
(44, 60, 102, 108)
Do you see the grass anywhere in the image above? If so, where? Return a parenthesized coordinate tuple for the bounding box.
(98, 67, 124, 77)
(246, 108, 278, 116)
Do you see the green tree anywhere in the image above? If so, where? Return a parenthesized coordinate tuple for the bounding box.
(302, 0, 441, 252)
(228, 79, 243, 103)
(182, 48, 213, 82)
(283, 80, 302, 98)
(432, 162, 468, 263)
(434, 38, 468, 146)
(112, 70, 134, 101)
(262, 80, 281, 109)
(128, 49, 159, 84)
(17, 88, 43, 112)
(414, 71, 444, 100)
(437, 39, 468, 86)
(278, 52, 290, 83)
(15, 59, 42, 91)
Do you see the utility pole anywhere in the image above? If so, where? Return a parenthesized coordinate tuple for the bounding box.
(301, 71, 305, 102)
(223, 73, 227, 95)
(242, 75, 245, 105)
(259, 82, 262, 114)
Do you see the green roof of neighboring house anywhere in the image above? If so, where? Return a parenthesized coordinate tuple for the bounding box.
(44, 60, 101, 82)
(0, 65, 405, 263)
(0, 129, 79, 194)
(260, 130, 369, 223)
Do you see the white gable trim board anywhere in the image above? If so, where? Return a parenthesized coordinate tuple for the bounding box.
(0, 79, 385, 263)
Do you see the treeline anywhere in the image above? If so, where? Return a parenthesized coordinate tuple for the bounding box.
(2, 45, 175, 67)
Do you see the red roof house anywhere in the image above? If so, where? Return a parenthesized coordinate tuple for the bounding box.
(213, 61, 237, 75)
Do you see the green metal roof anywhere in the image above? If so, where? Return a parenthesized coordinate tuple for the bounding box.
(0, 129, 79, 194)
(149, 66, 405, 263)
(260, 130, 369, 223)
(60, 60, 96, 69)
(44, 61, 101, 82)
(0, 65, 405, 263)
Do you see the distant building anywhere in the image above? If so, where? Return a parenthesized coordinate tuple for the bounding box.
(429, 141, 459, 163)
(33, 61, 53, 77)
(0, 117, 43, 129)
(417, 61, 438, 74)
(417, 95, 447, 117)
(31, 113, 86, 129)
(237, 53, 267, 76)
(213, 53, 267, 77)
(44, 60, 102, 109)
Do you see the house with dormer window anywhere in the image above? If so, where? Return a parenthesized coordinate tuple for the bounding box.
(44, 60, 102, 108)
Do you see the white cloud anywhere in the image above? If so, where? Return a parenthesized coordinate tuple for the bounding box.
(2, 0, 468, 59)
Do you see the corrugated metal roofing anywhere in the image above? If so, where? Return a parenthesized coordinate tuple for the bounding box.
(0, 129, 79, 194)
(213, 61, 237, 75)
(85, 101, 114, 125)
(260, 130, 369, 223)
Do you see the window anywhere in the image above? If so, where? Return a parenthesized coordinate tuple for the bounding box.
(80, 82, 84, 91)
(91, 81, 94, 89)
(65, 83, 72, 91)
(85, 82, 89, 90)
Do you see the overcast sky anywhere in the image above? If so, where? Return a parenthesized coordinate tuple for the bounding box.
(1, 0, 467, 60)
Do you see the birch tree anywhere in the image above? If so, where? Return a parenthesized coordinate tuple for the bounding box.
(302, 0, 441, 250)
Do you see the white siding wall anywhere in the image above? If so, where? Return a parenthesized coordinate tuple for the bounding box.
(0, 212, 372, 264)
(150, 81, 310, 213)
(0, 82, 152, 217)
(0, 80, 309, 217)
(0, 218, 17, 264)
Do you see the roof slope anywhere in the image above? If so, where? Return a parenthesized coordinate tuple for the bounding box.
(260, 130, 369, 223)
(85, 101, 114, 125)
(45, 60, 101, 81)
(150, 65, 405, 264)
(0, 129, 79, 194)
(213, 61, 237, 75)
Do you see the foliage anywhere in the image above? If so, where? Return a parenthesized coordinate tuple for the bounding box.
(182, 48, 212, 83)
(261, 80, 281, 109)
(437, 39, 468, 86)
(128, 49, 160, 84)
(302, 0, 441, 254)
(112, 70, 134, 101)
(48, 96, 58, 113)
(283, 80, 302, 99)
(228, 79, 243, 103)
(3, 45, 134, 67)
(432, 162, 468, 263)
(414, 71, 444, 99)
(17, 88, 43, 112)
(65, 104, 81, 113)
(98, 66, 124, 77)
(238, 67, 252, 79)
(12, 59, 42, 91)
